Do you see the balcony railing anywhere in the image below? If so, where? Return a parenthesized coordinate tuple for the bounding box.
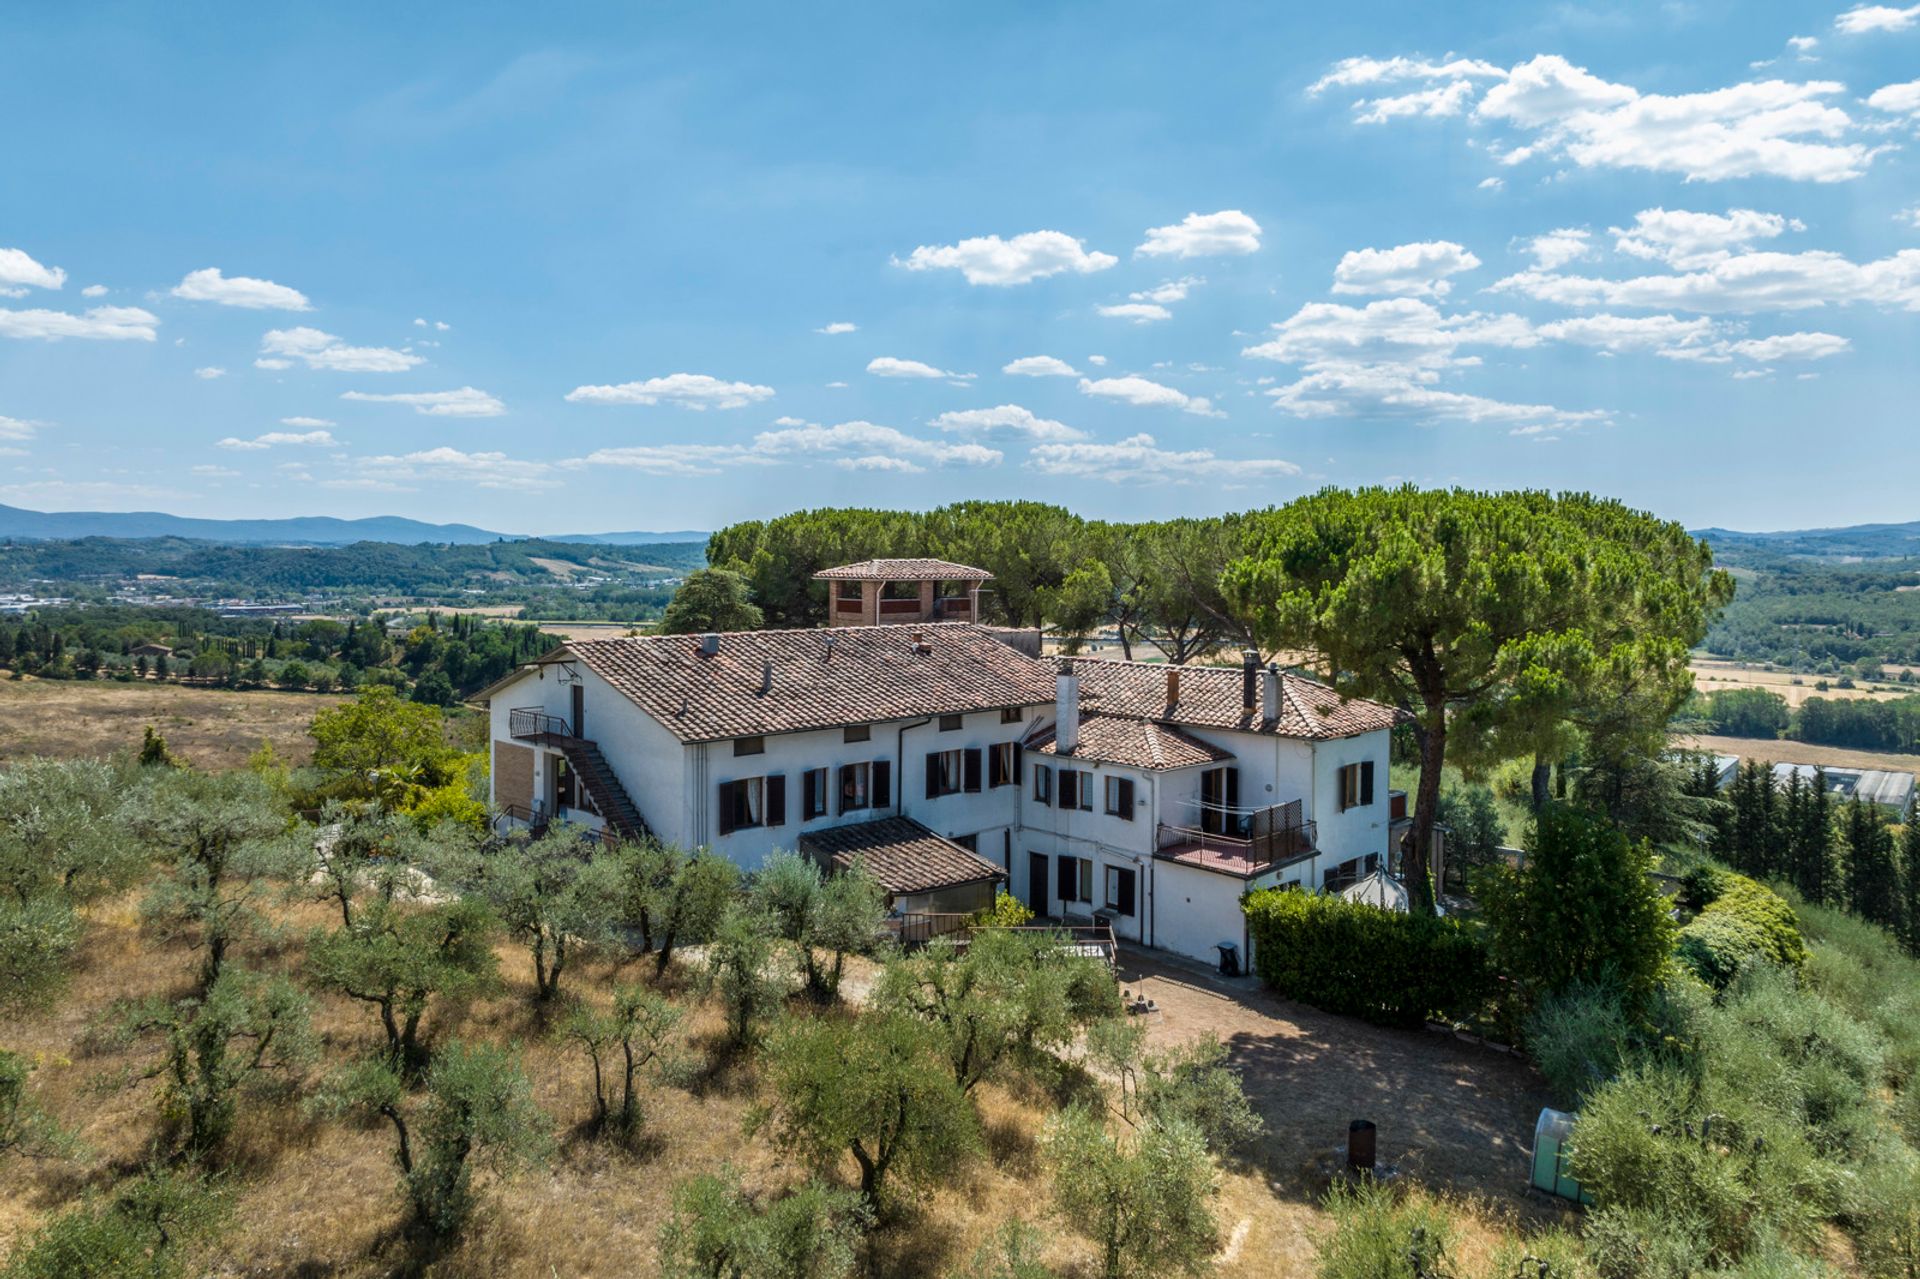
(834, 596, 863, 614)
(888, 914, 1117, 964)
(1157, 798, 1316, 873)
(508, 707, 573, 740)
(878, 597, 923, 615)
(934, 596, 973, 619)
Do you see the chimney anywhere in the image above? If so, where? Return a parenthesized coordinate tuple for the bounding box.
(1241, 649, 1259, 713)
(1263, 663, 1282, 724)
(1055, 658, 1080, 755)
(822, 634, 835, 661)
(1165, 666, 1181, 707)
(759, 659, 773, 695)
(700, 633, 720, 657)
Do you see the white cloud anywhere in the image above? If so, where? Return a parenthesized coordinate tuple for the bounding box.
(1789, 35, 1820, 52)
(79, 284, 107, 298)
(218, 429, 339, 450)
(866, 356, 974, 381)
(1003, 355, 1079, 378)
(1525, 229, 1592, 270)
(1308, 55, 1506, 94)
(1077, 375, 1223, 417)
(1868, 79, 1920, 115)
(575, 419, 1001, 476)
(411, 317, 452, 331)
(1611, 208, 1800, 268)
(1836, 4, 1920, 33)
(895, 231, 1117, 285)
(1332, 241, 1482, 297)
(563, 373, 775, 410)
(0, 305, 158, 342)
(191, 465, 241, 479)
(815, 321, 858, 335)
(1478, 176, 1505, 190)
(837, 455, 923, 474)
(193, 366, 227, 380)
(356, 446, 556, 491)
(340, 387, 505, 417)
(1491, 248, 1920, 312)
(1096, 302, 1172, 323)
(1900, 205, 1920, 228)
(0, 248, 66, 292)
(259, 327, 421, 372)
(1268, 367, 1607, 429)
(1660, 331, 1852, 363)
(280, 416, 335, 428)
(1135, 210, 1262, 258)
(0, 416, 37, 442)
(929, 405, 1085, 442)
(1086, 355, 1108, 366)
(754, 419, 1000, 468)
(1534, 314, 1717, 352)
(172, 267, 310, 311)
(1131, 276, 1204, 304)
(570, 444, 770, 477)
(1028, 433, 1300, 484)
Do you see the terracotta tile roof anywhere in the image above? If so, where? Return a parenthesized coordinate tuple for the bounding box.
(813, 558, 993, 582)
(800, 816, 1006, 895)
(555, 623, 1056, 744)
(1068, 658, 1401, 741)
(1025, 712, 1234, 771)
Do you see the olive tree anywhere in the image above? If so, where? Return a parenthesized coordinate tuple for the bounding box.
(619, 842, 741, 977)
(749, 852, 887, 1002)
(444, 825, 623, 1003)
(556, 984, 683, 1139)
(656, 1166, 870, 1279)
(1042, 1108, 1218, 1279)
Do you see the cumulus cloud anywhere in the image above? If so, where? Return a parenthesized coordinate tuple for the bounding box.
(193, 366, 226, 380)
(1534, 314, 1716, 353)
(815, 321, 858, 334)
(217, 429, 339, 450)
(172, 267, 310, 311)
(1490, 248, 1920, 312)
(1610, 208, 1800, 268)
(894, 231, 1116, 285)
(1003, 355, 1079, 377)
(1133, 277, 1204, 304)
(355, 447, 556, 491)
(0, 248, 66, 293)
(1096, 302, 1172, 323)
(1077, 375, 1223, 417)
(574, 419, 1001, 476)
(1658, 331, 1853, 364)
(1835, 3, 1920, 33)
(341, 387, 506, 417)
(866, 356, 974, 381)
(1333, 241, 1482, 297)
(929, 405, 1085, 442)
(280, 416, 335, 427)
(1028, 434, 1300, 484)
(79, 284, 107, 298)
(1135, 210, 1262, 258)
(0, 305, 158, 342)
(754, 420, 999, 467)
(566, 444, 772, 477)
(1868, 79, 1920, 115)
(0, 416, 37, 441)
(1308, 55, 1507, 94)
(258, 327, 421, 373)
(1525, 229, 1592, 270)
(563, 373, 775, 409)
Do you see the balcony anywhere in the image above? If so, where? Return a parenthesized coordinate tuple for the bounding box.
(933, 595, 973, 619)
(508, 707, 573, 741)
(1157, 798, 1316, 878)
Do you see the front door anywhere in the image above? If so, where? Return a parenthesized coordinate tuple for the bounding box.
(1027, 852, 1049, 915)
(571, 683, 585, 738)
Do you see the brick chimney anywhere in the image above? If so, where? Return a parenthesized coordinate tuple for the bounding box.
(1165, 666, 1181, 707)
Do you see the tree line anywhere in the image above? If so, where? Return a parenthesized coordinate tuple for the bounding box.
(1686, 684, 1920, 753)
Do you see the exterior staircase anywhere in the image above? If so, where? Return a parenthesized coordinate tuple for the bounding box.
(548, 736, 651, 843)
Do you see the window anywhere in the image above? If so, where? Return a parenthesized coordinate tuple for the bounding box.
(939, 713, 964, 732)
(951, 833, 979, 852)
(988, 742, 1022, 788)
(925, 748, 981, 797)
(838, 761, 870, 814)
(1033, 763, 1053, 806)
(1104, 866, 1137, 917)
(1104, 775, 1136, 820)
(1057, 769, 1092, 812)
(733, 736, 765, 757)
(1338, 761, 1376, 811)
(1000, 706, 1023, 725)
(1057, 856, 1093, 905)
(803, 767, 829, 820)
(844, 724, 870, 744)
(717, 775, 784, 834)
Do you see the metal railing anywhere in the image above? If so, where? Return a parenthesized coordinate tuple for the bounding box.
(888, 914, 1118, 963)
(1157, 798, 1316, 870)
(508, 707, 573, 740)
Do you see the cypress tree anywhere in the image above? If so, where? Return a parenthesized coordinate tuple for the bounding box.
(1791, 767, 1835, 905)
(1843, 795, 1900, 928)
(1900, 801, 1920, 958)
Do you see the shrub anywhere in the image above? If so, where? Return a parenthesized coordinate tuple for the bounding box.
(1526, 982, 1636, 1106)
(1313, 1180, 1456, 1279)
(1676, 874, 1807, 988)
(1243, 888, 1488, 1028)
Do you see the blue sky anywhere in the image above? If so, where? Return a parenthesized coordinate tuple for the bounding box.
(2, 1, 1917, 534)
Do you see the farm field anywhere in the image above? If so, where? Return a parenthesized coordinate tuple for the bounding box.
(0, 893, 1559, 1278)
(1688, 657, 1915, 707)
(0, 676, 345, 769)
(1674, 731, 1920, 777)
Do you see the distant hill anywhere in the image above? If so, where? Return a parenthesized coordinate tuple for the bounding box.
(0, 503, 706, 548)
(1694, 519, 1920, 561)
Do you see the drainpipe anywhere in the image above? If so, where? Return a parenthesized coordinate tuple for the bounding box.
(894, 717, 933, 817)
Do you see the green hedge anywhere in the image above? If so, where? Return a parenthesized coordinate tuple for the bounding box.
(1676, 873, 1808, 987)
(1243, 889, 1489, 1028)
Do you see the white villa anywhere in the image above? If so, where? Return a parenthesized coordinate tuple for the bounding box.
(480, 559, 1402, 966)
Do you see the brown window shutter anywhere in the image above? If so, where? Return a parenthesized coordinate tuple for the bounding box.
(926, 753, 942, 799)
(766, 774, 786, 827)
(964, 748, 982, 793)
(1117, 778, 1135, 820)
(1056, 855, 1074, 903)
(1360, 760, 1375, 806)
(1013, 744, 1024, 785)
(717, 782, 736, 836)
(872, 760, 891, 808)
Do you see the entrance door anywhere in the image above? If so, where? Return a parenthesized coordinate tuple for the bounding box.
(571, 683, 585, 738)
(1027, 852, 1048, 915)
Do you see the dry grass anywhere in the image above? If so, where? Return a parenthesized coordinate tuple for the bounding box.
(1674, 732, 1920, 777)
(1, 889, 1559, 1278)
(0, 675, 345, 769)
(1689, 658, 1914, 708)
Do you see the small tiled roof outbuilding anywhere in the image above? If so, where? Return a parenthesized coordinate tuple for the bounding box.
(1024, 711, 1235, 771)
(813, 558, 993, 582)
(1069, 658, 1401, 741)
(549, 623, 1056, 744)
(800, 816, 1006, 895)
